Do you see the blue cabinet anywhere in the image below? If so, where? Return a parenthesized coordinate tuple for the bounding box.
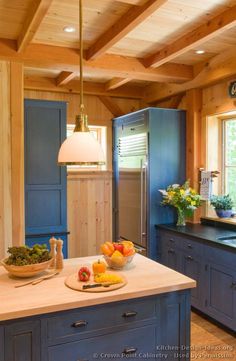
(158, 228, 236, 331)
(24, 99, 68, 257)
(4, 320, 41, 361)
(0, 291, 191, 361)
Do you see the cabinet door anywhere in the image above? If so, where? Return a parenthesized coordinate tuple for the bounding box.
(162, 246, 182, 272)
(24, 99, 67, 256)
(206, 262, 236, 330)
(182, 253, 202, 308)
(5, 320, 41, 361)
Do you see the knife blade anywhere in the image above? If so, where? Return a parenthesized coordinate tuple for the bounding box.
(82, 282, 115, 290)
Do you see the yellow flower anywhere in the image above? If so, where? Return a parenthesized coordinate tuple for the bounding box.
(191, 201, 196, 206)
(186, 197, 191, 202)
(180, 189, 185, 195)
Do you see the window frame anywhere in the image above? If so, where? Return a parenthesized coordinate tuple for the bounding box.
(221, 117, 236, 197)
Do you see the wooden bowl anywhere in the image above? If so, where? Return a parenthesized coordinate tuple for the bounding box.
(0, 258, 53, 278)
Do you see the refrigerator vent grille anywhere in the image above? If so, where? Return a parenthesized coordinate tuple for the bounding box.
(119, 133, 147, 157)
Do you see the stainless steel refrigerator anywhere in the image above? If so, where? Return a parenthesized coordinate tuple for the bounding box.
(113, 108, 186, 260)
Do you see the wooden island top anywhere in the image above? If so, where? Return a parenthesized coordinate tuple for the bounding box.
(0, 254, 195, 321)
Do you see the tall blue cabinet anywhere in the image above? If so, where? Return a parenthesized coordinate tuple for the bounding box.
(113, 107, 186, 260)
(24, 99, 68, 257)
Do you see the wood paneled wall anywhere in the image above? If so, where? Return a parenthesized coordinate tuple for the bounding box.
(0, 61, 24, 259)
(67, 172, 112, 258)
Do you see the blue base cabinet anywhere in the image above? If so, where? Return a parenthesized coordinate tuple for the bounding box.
(158, 228, 236, 331)
(24, 99, 68, 257)
(0, 291, 191, 361)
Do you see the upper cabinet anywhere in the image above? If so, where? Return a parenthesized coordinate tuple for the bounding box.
(24, 99, 68, 257)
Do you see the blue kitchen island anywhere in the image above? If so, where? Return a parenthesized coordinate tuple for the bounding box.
(0, 255, 195, 361)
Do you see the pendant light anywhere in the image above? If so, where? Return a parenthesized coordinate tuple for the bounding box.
(58, 0, 105, 165)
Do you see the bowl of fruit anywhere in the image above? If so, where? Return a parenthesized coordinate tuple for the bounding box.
(1, 244, 52, 278)
(101, 240, 135, 270)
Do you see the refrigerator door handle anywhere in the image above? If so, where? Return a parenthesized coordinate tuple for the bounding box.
(140, 159, 144, 246)
(142, 161, 147, 245)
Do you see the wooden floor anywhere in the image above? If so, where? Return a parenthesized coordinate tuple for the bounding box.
(191, 311, 236, 360)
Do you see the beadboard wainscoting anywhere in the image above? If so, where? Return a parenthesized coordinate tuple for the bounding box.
(67, 171, 112, 258)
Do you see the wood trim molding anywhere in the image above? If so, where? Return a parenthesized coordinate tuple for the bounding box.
(10, 62, 25, 246)
(144, 5, 236, 68)
(86, 0, 168, 60)
(17, 0, 53, 53)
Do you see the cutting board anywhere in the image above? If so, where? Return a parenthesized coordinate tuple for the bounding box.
(65, 273, 127, 292)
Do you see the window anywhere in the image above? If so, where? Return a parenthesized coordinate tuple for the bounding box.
(67, 124, 107, 170)
(222, 118, 236, 209)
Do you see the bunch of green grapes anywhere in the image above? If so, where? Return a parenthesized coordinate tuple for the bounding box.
(6, 244, 51, 266)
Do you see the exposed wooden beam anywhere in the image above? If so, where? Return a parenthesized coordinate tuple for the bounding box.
(24, 75, 144, 99)
(56, 71, 77, 86)
(144, 5, 236, 68)
(105, 77, 132, 90)
(0, 39, 193, 83)
(114, 0, 143, 4)
(98, 96, 124, 117)
(154, 93, 184, 108)
(86, 0, 168, 60)
(17, 0, 53, 53)
(144, 48, 236, 103)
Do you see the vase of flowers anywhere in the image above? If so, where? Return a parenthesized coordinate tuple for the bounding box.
(159, 181, 202, 226)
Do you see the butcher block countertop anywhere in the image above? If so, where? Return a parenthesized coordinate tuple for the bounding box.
(0, 254, 195, 322)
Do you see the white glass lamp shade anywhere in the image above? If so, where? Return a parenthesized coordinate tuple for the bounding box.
(58, 131, 105, 165)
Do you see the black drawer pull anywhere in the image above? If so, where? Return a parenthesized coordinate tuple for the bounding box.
(187, 243, 193, 249)
(168, 248, 175, 254)
(169, 238, 175, 243)
(230, 282, 236, 289)
(123, 347, 137, 355)
(72, 320, 88, 328)
(122, 311, 137, 318)
(186, 255, 193, 261)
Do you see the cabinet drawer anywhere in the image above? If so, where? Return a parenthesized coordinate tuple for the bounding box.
(182, 238, 202, 255)
(46, 298, 156, 345)
(48, 324, 156, 361)
(160, 231, 183, 248)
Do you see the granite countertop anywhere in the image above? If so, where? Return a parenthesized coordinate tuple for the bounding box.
(0, 254, 195, 321)
(157, 223, 236, 250)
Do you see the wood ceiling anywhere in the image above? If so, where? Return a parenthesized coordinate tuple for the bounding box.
(0, 0, 236, 102)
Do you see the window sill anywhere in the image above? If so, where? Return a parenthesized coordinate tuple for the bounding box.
(201, 216, 236, 231)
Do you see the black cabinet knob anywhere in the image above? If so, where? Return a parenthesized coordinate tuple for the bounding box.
(123, 347, 137, 355)
(72, 320, 88, 328)
(168, 248, 175, 254)
(187, 244, 193, 249)
(185, 255, 193, 261)
(169, 238, 175, 243)
(230, 282, 236, 289)
(122, 311, 137, 318)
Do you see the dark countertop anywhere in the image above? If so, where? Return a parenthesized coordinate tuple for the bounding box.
(156, 223, 236, 250)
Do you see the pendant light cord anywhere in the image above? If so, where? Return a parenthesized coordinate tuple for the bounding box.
(79, 0, 84, 114)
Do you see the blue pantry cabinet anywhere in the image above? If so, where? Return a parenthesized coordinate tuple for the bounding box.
(24, 100, 68, 257)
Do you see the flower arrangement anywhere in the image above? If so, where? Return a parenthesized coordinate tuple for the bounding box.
(159, 180, 202, 226)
